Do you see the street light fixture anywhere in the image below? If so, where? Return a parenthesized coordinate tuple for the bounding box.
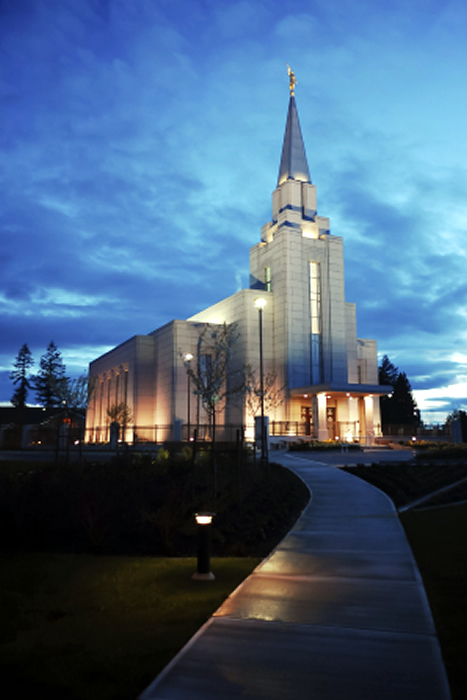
(254, 298, 267, 463)
(184, 353, 194, 441)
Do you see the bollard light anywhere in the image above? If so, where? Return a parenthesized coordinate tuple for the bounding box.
(192, 512, 215, 580)
(195, 514, 213, 525)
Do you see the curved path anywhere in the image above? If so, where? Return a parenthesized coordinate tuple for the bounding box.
(140, 452, 450, 699)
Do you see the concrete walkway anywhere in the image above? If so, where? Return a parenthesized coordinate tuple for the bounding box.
(140, 452, 451, 699)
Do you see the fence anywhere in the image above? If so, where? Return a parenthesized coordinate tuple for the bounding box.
(84, 424, 250, 445)
(85, 421, 376, 445)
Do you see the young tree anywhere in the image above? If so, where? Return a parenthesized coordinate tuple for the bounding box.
(54, 373, 96, 411)
(107, 401, 134, 441)
(242, 365, 285, 420)
(10, 343, 34, 408)
(186, 322, 241, 445)
(185, 322, 242, 507)
(34, 341, 67, 407)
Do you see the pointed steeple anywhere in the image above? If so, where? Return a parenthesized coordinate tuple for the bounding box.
(277, 95, 311, 186)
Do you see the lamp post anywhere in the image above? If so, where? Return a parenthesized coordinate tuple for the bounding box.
(254, 298, 267, 463)
(184, 353, 194, 441)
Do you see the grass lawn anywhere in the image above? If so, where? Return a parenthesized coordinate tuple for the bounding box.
(0, 459, 55, 476)
(0, 453, 308, 697)
(0, 553, 260, 700)
(401, 504, 467, 700)
(3, 456, 465, 698)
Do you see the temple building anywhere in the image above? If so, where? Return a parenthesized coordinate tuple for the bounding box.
(85, 72, 388, 444)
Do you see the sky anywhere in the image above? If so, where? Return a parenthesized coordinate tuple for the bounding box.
(1, 0, 467, 423)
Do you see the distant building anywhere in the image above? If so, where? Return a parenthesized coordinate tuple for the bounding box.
(0, 406, 84, 449)
(85, 79, 389, 444)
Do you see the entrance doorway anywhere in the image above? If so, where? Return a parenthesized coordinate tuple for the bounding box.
(301, 406, 313, 436)
(327, 406, 336, 439)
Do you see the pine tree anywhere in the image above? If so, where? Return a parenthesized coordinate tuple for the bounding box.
(378, 355, 399, 387)
(378, 355, 420, 431)
(392, 372, 419, 425)
(34, 341, 67, 407)
(10, 344, 34, 408)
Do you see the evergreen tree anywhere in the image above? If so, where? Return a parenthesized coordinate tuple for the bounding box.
(378, 355, 399, 387)
(379, 355, 398, 428)
(392, 372, 419, 425)
(10, 344, 34, 408)
(378, 355, 420, 431)
(34, 341, 67, 407)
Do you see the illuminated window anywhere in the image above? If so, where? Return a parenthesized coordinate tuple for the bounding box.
(264, 266, 271, 292)
(309, 261, 323, 383)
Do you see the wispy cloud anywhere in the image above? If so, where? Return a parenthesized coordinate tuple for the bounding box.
(0, 0, 466, 420)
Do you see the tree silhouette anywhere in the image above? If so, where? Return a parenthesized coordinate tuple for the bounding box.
(34, 341, 67, 407)
(186, 323, 242, 507)
(107, 401, 134, 442)
(54, 373, 95, 411)
(378, 355, 399, 387)
(242, 365, 285, 420)
(186, 323, 241, 444)
(378, 355, 420, 431)
(10, 344, 34, 407)
(392, 372, 419, 425)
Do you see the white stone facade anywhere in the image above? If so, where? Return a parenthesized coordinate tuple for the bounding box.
(85, 92, 388, 444)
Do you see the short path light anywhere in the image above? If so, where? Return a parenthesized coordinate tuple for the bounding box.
(192, 512, 215, 580)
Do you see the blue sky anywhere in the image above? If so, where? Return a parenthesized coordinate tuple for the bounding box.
(1, 0, 467, 422)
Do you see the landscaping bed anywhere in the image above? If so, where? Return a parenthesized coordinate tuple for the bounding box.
(288, 439, 362, 452)
(0, 452, 310, 557)
(341, 460, 467, 508)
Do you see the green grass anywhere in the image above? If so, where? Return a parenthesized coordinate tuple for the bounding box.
(401, 504, 467, 700)
(5, 458, 465, 697)
(0, 553, 260, 700)
(0, 455, 308, 697)
(0, 459, 53, 476)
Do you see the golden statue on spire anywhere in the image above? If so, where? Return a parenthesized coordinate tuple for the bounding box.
(287, 64, 297, 96)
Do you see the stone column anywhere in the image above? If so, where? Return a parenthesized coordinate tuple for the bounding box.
(314, 393, 328, 441)
(364, 395, 375, 445)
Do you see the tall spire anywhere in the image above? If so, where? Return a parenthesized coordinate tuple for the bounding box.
(277, 67, 311, 186)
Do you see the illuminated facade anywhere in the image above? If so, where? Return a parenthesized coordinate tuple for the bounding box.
(86, 85, 388, 443)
